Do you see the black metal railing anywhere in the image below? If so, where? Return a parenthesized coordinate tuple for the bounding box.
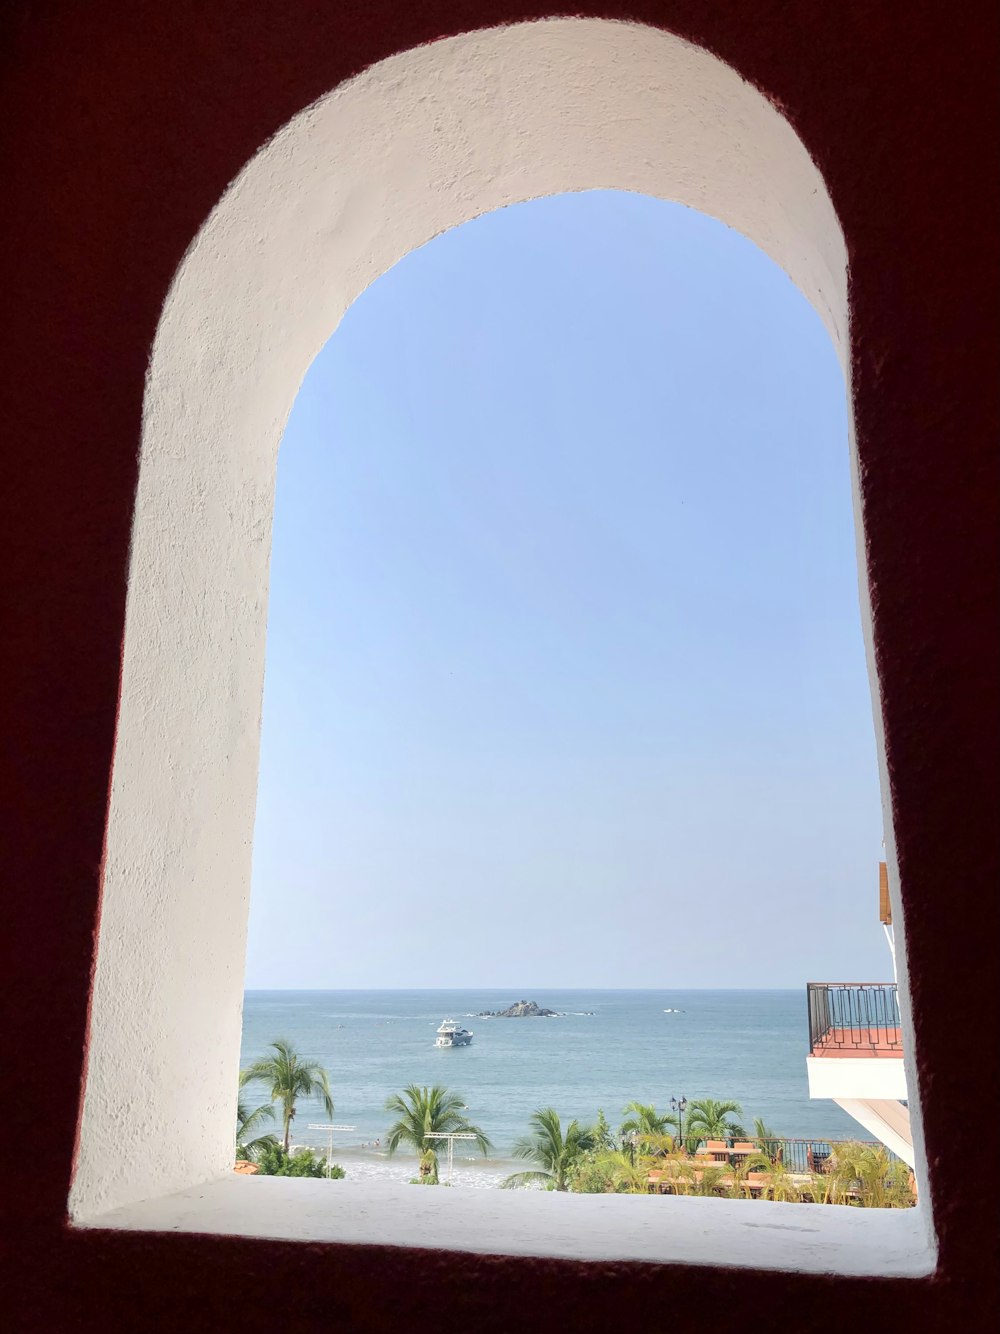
(807, 982, 902, 1055)
(664, 1136, 891, 1174)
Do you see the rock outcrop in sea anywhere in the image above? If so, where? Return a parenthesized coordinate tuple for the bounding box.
(477, 999, 559, 1018)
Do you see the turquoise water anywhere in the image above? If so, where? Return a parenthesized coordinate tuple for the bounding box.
(240, 990, 861, 1174)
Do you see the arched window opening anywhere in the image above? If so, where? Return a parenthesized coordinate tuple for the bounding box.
(69, 18, 931, 1274)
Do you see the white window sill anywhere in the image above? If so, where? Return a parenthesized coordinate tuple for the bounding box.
(75, 1174, 935, 1277)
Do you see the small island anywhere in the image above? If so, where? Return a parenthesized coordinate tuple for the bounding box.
(477, 999, 560, 1018)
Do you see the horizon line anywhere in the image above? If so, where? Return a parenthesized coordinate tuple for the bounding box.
(242, 985, 807, 992)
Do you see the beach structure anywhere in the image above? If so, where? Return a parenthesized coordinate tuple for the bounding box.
(423, 1131, 481, 1183)
(307, 1122, 356, 1178)
(804, 864, 912, 1166)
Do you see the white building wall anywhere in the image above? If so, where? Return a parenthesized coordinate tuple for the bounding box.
(807, 1055, 908, 1102)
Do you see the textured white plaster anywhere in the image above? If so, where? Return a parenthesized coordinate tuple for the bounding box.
(70, 15, 930, 1271)
(81, 1175, 934, 1276)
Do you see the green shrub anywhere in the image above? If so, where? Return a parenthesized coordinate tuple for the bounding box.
(256, 1144, 345, 1179)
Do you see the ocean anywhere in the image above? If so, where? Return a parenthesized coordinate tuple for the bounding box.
(240, 989, 862, 1185)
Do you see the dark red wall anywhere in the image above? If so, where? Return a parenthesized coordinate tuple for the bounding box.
(1, 2, 997, 1330)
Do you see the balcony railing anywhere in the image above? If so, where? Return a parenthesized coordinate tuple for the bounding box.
(807, 982, 903, 1056)
(678, 1135, 888, 1174)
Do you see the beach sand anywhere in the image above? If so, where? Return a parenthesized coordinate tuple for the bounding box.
(297, 1143, 517, 1189)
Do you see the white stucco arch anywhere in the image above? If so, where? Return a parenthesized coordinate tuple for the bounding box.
(70, 19, 930, 1272)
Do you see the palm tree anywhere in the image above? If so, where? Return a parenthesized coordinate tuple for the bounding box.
(753, 1116, 781, 1163)
(242, 1038, 334, 1152)
(235, 1070, 279, 1162)
(502, 1107, 596, 1191)
(647, 1150, 697, 1196)
(683, 1098, 745, 1148)
(727, 1154, 762, 1200)
(593, 1109, 617, 1152)
(828, 1142, 914, 1208)
(619, 1101, 679, 1155)
(568, 1147, 654, 1194)
(804, 1170, 843, 1205)
(384, 1084, 492, 1184)
(651, 1153, 731, 1198)
(742, 1152, 802, 1202)
(685, 1162, 733, 1198)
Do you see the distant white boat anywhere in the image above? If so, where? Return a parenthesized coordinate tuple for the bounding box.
(663, 1008, 684, 1013)
(435, 1019, 473, 1048)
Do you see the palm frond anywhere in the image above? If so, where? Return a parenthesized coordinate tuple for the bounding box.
(501, 1170, 553, 1190)
(237, 1099, 276, 1138)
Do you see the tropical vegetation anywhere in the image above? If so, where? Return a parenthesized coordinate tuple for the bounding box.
(241, 1038, 334, 1151)
(502, 1107, 597, 1191)
(235, 1069, 279, 1162)
(823, 1141, 914, 1208)
(384, 1084, 492, 1184)
(619, 1100, 678, 1155)
(752, 1116, 781, 1163)
(235, 1048, 913, 1208)
(255, 1143, 345, 1179)
(682, 1098, 746, 1145)
(567, 1147, 654, 1194)
(502, 1100, 914, 1208)
(593, 1109, 616, 1151)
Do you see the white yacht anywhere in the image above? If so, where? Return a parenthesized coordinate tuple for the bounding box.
(435, 1019, 473, 1048)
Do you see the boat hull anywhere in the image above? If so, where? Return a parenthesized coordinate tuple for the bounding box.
(434, 1019, 474, 1047)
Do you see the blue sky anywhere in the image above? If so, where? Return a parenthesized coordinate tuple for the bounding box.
(244, 190, 886, 989)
